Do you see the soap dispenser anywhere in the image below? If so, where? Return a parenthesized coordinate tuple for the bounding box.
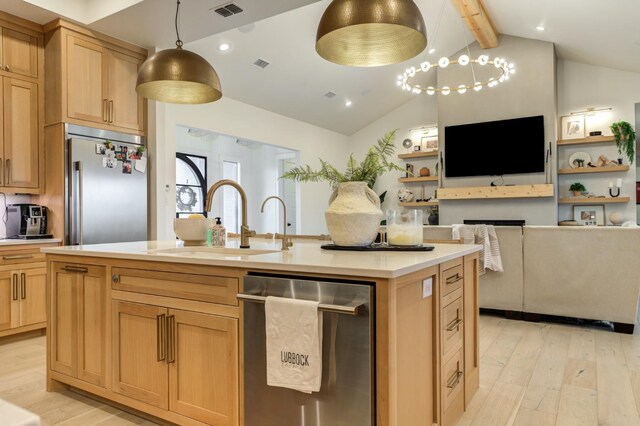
(211, 217, 226, 247)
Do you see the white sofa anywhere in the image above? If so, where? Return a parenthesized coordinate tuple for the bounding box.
(523, 226, 640, 332)
(422, 224, 640, 333)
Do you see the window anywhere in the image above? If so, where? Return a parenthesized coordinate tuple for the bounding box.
(176, 153, 207, 218)
(222, 160, 240, 233)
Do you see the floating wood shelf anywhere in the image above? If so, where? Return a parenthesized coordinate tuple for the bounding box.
(398, 151, 438, 160)
(398, 201, 439, 207)
(398, 176, 438, 183)
(557, 165, 629, 175)
(558, 197, 630, 204)
(557, 135, 615, 146)
(437, 184, 554, 200)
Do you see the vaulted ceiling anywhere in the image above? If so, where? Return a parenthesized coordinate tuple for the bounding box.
(3, 0, 640, 135)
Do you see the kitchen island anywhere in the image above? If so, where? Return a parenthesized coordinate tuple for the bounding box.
(43, 239, 481, 426)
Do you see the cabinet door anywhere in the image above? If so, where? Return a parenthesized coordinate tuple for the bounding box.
(66, 35, 107, 124)
(76, 265, 107, 387)
(0, 270, 15, 331)
(168, 309, 238, 426)
(18, 267, 46, 326)
(2, 28, 38, 78)
(112, 300, 169, 409)
(107, 50, 144, 132)
(50, 264, 78, 377)
(3, 77, 39, 189)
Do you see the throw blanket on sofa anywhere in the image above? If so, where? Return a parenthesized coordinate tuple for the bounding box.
(452, 224, 504, 274)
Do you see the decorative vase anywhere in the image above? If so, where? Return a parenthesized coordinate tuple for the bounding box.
(609, 211, 624, 226)
(325, 182, 383, 246)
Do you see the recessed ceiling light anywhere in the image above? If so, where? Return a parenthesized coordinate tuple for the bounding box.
(428, 48, 436, 54)
(536, 25, 545, 31)
(345, 100, 352, 107)
(219, 42, 231, 51)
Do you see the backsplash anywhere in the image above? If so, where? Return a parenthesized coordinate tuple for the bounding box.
(1, 194, 31, 239)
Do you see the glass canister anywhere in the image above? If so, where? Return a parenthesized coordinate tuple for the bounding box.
(386, 210, 423, 246)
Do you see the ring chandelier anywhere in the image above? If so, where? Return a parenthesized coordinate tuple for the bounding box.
(396, 54, 515, 95)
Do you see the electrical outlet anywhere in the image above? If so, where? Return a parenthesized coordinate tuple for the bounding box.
(422, 277, 433, 298)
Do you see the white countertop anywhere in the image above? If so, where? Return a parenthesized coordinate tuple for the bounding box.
(41, 239, 481, 279)
(0, 238, 61, 246)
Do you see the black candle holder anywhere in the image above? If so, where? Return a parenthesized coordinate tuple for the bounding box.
(609, 187, 620, 198)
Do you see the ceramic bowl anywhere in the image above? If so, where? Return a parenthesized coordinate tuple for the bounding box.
(173, 218, 210, 246)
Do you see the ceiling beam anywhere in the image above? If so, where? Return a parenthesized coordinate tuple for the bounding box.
(449, 0, 498, 49)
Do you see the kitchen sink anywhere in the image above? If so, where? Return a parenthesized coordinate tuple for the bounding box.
(149, 247, 279, 257)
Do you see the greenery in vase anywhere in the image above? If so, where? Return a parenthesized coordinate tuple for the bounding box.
(610, 120, 635, 165)
(569, 182, 586, 193)
(281, 130, 404, 189)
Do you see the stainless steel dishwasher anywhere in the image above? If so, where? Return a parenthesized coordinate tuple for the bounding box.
(239, 273, 374, 426)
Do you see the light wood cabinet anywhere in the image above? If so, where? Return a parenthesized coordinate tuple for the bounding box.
(49, 262, 107, 388)
(112, 300, 239, 426)
(2, 77, 40, 190)
(0, 13, 44, 194)
(45, 20, 146, 134)
(0, 243, 56, 338)
(1, 27, 39, 79)
(0, 266, 44, 330)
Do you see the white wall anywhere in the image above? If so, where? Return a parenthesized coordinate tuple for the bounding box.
(557, 60, 640, 224)
(437, 36, 558, 225)
(151, 97, 349, 240)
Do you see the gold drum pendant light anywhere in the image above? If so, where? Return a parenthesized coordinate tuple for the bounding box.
(136, 0, 222, 104)
(316, 0, 427, 67)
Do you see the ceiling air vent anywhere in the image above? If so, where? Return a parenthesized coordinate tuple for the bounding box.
(253, 58, 270, 69)
(324, 91, 337, 99)
(213, 3, 243, 18)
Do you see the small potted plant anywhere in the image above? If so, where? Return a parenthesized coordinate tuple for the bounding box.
(610, 120, 636, 165)
(569, 182, 586, 197)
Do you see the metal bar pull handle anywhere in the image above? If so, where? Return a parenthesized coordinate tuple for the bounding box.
(109, 100, 114, 123)
(62, 265, 88, 273)
(157, 314, 166, 362)
(102, 99, 108, 122)
(446, 273, 463, 285)
(166, 315, 176, 363)
(446, 370, 463, 389)
(0, 157, 3, 186)
(5, 159, 9, 185)
(3, 254, 33, 260)
(236, 293, 364, 316)
(12, 273, 18, 301)
(446, 317, 463, 332)
(20, 273, 26, 300)
(75, 161, 84, 245)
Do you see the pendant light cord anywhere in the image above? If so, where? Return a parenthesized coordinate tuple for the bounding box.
(175, 0, 183, 48)
(451, 4, 478, 84)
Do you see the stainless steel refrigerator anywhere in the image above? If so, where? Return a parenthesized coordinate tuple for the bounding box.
(65, 124, 147, 245)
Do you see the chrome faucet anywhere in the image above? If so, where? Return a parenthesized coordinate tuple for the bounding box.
(260, 196, 292, 251)
(205, 180, 255, 248)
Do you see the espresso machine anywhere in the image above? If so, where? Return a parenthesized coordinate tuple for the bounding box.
(6, 204, 52, 239)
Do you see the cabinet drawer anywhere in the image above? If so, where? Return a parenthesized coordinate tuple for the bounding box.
(441, 348, 464, 413)
(442, 295, 464, 359)
(0, 246, 55, 267)
(112, 268, 238, 306)
(441, 263, 463, 298)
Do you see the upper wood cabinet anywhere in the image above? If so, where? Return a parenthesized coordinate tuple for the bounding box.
(1, 28, 39, 79)
(45, 20, 147, 135)
(2, 77, 40, 190)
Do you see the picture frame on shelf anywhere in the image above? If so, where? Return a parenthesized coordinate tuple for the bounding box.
(573, 204, 604, 226)
(561, 114, 586, 140)
(421, 136, 438, 151)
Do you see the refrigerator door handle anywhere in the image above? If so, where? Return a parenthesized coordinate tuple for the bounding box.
(71, 161, 84, 245)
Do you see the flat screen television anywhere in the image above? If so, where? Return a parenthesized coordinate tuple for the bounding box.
(444, 115, 545, 177)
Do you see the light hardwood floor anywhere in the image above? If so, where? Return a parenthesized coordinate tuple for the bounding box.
(1, 315, 640, 425)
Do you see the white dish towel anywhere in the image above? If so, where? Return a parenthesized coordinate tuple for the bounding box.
(452, 224, 504, 273)
(265, 296, 323, 393)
